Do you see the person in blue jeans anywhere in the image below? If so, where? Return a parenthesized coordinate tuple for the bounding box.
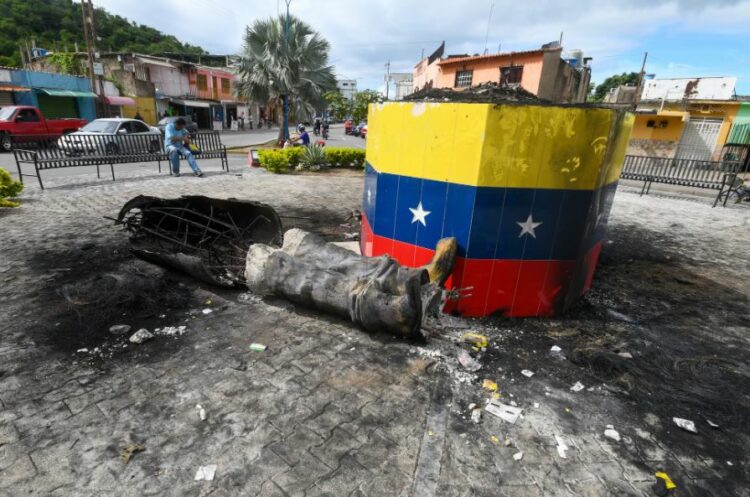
(165, 117, 203, 177)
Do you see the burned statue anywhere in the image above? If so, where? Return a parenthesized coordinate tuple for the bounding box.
(246, 229, 457, 340)
(115, 195, 283, 287)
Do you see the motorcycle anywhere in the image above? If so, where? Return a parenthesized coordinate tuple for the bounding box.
(322, 125, 329, 140)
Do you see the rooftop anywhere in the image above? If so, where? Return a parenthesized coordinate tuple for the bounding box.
(436, 46, 560, 66)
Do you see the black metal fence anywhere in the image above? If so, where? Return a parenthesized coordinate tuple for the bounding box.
(620, 155, 746, 191)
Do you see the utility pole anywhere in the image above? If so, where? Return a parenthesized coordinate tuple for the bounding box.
(282, 0, 292, 142)
(384, 60, 390, 100)
(483, 2, 495, 55)
(86, 0, 106, 99)
(632, 51, 648, 111)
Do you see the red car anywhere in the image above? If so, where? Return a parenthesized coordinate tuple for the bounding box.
(0, 106, 87, 151)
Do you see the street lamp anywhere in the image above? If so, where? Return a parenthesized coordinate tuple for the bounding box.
(282, 0, 292, 142)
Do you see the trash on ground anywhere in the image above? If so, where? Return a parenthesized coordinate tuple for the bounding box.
(652, 471, 677, 496)
(201, 308, 213, 315)
(672, 417, 698, 434)
(490, 435, 500, 444)
(706, 419, 719, 428)
(458, 350, 481, 372)
(727, 461, 733, 466)
(485, 401, 522, 424)
(550, 345, 565, 359)
(157, 325, 187, 336)
(76, 348, 89, 353)
(521, 369, 534, 378)
(471, 408, 482, 424)
(109, 324, 131, 335)
(604, 425, 621, 442)
(617, 351, 633, 359)
(121, 444, 145, 464)
(555, 435, 568, 458)
(249, 343, 267, 352)
(482, 379, 498, 392)
(513, 451, 523, 461)
(570, 381, 585, 392)
(462, 332, 488, 349)
(550, 345, 562, 353)
(194, 464, 217, 481)
(129, 328, 153, 344)
(196, 404, 207, 421)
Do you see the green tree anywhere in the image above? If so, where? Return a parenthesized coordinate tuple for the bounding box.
(323, 90, 351, 121)
(351, 89, 383, 123)
(236, 15, 337, 144)
(591, 72, 639, 102)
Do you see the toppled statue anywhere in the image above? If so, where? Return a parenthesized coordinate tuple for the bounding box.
(246, 229, 457, 341)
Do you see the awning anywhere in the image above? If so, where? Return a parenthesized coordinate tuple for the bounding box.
(727, 123, 750, 146)
(171, 98, 211, 108)
(35, 88, 98, 98)
(0, 85, 31, 92)
(104, 96, 136, 106)
(136, 56, 177, 69)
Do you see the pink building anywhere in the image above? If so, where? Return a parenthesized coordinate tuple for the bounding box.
(413, 43, 591, 103)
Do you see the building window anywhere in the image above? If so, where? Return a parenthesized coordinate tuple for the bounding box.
(500, 65, 523, 85)
(197, 74, 208, 91)
(455, 70, 473, 88)
(221, 77, 231, 93)
(646, 120, 656, 128)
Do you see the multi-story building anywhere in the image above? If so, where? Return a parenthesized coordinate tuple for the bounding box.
(412, 42, 591, 103)
(337, 79, 357, 100)
(628, 77, 750, 169)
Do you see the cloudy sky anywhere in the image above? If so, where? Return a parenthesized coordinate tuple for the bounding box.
(95, 0, 750, 94)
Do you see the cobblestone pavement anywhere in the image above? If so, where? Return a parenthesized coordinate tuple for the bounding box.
(0, 158, 748, 496)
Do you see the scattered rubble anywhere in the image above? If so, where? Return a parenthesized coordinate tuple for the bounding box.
(196, 404, 207, 421)
(249, 343, 267, 352)
(482, 379, 498, 392)
(513, 451, 524, 461)
(485, 401, 522, 424)
(672, 417, 698, 434)
(470, 408, 482, 424)
(108, 324, 131, 335)
(570, 381, 585, 392)
(604, 425, 621, 442)
(458, 350, 481, 372)
(652, 472, 677, 496)
(128, 328, 153, 344)
(157, 326, 187, 337)
(194, 465, 217, 481)
(520, 369, 534, 378)
(121, 444, 145, 464)
(555, 435, 569, 458)
(461, 332, 488, 349)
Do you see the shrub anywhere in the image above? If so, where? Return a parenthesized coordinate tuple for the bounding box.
(285, 147, 304, 168)
(325, 148, 365, 168)
(298, 144, 327, 171)
(0, 168, 23, 207)
(257, 149, 289, 174)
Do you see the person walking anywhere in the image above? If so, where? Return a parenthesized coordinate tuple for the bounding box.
(165, 117, 203, 177)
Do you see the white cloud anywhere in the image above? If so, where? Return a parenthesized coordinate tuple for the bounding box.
(93, 0, 750, 91)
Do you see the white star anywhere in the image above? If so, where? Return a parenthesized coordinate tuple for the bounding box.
(409, 202, 431, 227)
(517, 214, 543, 238)
(366, 188, 372, 204)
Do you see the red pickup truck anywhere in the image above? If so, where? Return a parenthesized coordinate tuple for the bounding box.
(0, 106, 87, 151)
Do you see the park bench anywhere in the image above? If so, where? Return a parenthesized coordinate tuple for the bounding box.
(12, 131, 228, 190)
(620, 155, 746, 207)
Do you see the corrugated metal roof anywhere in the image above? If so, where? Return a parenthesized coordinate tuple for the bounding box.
(436, 47, 557, 66)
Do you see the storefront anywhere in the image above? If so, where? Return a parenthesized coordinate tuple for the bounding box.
(103, 96, 136, 119)
(170, 98, 212, 129)
(34, 88, 98, 120)
(0, 85, 30, 106)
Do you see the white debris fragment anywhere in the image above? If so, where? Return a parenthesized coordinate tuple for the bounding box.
(194, 464, 217, 481)
(707, 419, 719, 428)
(471, 409, 482, 424)
(485, 401, 523, 424)
(458, 350, 482, 372)
(570, 381, 585, 392)
(604, 425, 621, 442)
(202, 308, 213, 315)
(468, 403, 476, 410)
(673, 417, 698, 433)
(521, 369, 534, 378)
(159, 325, 188, 337)
(555, 435, 569, 458)
(196, 404, 207, 421)
(509, 400, 518, 407)
(76, 348, 89, 353)
(109, 324, 131, 335)
(727, 461, 734, 466)
(533, 403, 540, 408)
(550, 345, 562, 353)
(617, 351, 633, 359)
(129, 329, 153, 344)
(513, 451, 524, 461)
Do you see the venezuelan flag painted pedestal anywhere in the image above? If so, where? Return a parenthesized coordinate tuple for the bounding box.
(360, 101, 633, 317)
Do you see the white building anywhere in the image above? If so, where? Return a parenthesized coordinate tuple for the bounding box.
(337, 79, 357, 100)
(390, 73, 413, 100)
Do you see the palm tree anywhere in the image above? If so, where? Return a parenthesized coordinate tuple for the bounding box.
(236, 15, 336, 144)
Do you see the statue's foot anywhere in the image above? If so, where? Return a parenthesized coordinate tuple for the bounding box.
(422, 237, 458, 287)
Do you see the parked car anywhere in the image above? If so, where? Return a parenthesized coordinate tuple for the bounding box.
(156, 116, 198, 135)
(57, 118, 161, 155)
(0, 106, 87, 151)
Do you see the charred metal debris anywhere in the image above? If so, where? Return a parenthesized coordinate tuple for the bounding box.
(114, 195, 283, 287)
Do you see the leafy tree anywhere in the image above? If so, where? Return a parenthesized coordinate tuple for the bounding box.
(0, 0, 205, 68)
(323, 90, 351, 121)
(236, 15, 337, 144)
(591, 72, 639, 102)
(351, 90, 383, 123)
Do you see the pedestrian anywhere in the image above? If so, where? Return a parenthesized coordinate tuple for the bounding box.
(165, 117, 203, 177)
(238, 112, 245, 130)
